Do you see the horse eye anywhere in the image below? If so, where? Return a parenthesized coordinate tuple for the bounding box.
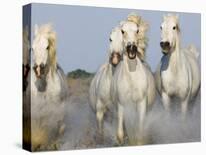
(160, 26, 162, 30)
(121, 29, 125, 34)
(46, 45, 49, 50)
(109, 38, 112, 42)
(136, 29, 139, 34)
(173, 26, 176, 30)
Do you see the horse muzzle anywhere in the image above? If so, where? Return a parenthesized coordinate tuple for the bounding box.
(110, 52, 122, 67)
(35, 78, 47, 92)
(160, 41, 171, 54)
(126, 44, 138, 59)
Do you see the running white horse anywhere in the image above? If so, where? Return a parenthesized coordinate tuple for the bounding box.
(23, 26, 31, 92)
(31, 24, 68, 150)
(23, 26, 32, 149)
(155, 14, 200, 118)
(89, 26, 124, 138)
(111, 14, 156, 145)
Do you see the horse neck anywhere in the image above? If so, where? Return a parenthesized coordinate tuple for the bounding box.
(169, 33, 182, 73)
(107, 62, 115, 76)
(124, 54, 144, 71)
(47, 65, 57, 81)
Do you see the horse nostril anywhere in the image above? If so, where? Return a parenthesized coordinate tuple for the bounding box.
(33, 64, 41, 78)
(165, 41, 170, 47)
(160, 42, 164, 48)
(127, 44, 132, 51)
(132, 45, 137, 52)
(40, 63, 45, 69)
(33, 64, 37, 73)
(160, 41, 170, 49)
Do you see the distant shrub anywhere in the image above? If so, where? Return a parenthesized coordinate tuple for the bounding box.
(67, 69, 94, 79)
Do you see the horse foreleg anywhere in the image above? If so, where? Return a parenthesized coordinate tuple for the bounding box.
(117, 103, 124, 145)
(96, 100, 104, 136)
(181, 97, 189, 120)
(138, 98, 146, 144)
(162, 92, 171, 113)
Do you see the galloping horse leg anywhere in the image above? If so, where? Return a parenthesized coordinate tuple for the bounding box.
(162, 92, 171, 114)
(137, 97, 146, 145)
(181, 97, 189, 120)
(117, 103, 124, 145)
(96, 99, 105, 138)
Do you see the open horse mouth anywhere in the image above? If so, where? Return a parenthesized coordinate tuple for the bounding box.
(23, 64, 30, 92)
(110, 52, 122, 67)
(126, 44, 138, 59)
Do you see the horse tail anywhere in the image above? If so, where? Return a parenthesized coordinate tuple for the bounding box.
(187, 44, 199, 59)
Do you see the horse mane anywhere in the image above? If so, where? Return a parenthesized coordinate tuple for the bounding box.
(35, 24, 57, 76)
(127, 13, 149, 60)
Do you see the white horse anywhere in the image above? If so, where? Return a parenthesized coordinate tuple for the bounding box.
(31, 24, 68, 150)
(111, 14, 156, 145)
(89, 26, 124, 138)
(155, 14, 200, 118)
(23, 26, 32, 149)
(23, 26, 30, 92)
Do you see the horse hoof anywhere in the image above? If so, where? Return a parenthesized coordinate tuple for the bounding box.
(95, 132, 104, 144)
(137, 137, 148, 145)
(59, 123, 66, 136)
(116, 136, 124, 146)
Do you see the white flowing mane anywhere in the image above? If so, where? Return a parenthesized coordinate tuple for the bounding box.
(34, 24, 57, 76)
(126, 13, 149, 60)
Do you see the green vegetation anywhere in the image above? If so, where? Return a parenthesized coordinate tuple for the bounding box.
(67, 69, 94, 79)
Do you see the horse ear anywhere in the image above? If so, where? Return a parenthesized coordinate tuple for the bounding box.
(34, 24, 39, 36)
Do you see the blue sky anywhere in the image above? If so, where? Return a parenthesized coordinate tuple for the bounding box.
(28, 3, 201, 73)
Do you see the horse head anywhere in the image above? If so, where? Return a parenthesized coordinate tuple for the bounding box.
(32, 24, 57, 92)
(120, 13, 148, 61)
(160, 14, 180, 55)
(109, 26, 124, 67)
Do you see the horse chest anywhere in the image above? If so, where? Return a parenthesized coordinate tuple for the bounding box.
(161, 68, 189, 97)
(46, 75, 61, 99)
(118, 66, 147, 103)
